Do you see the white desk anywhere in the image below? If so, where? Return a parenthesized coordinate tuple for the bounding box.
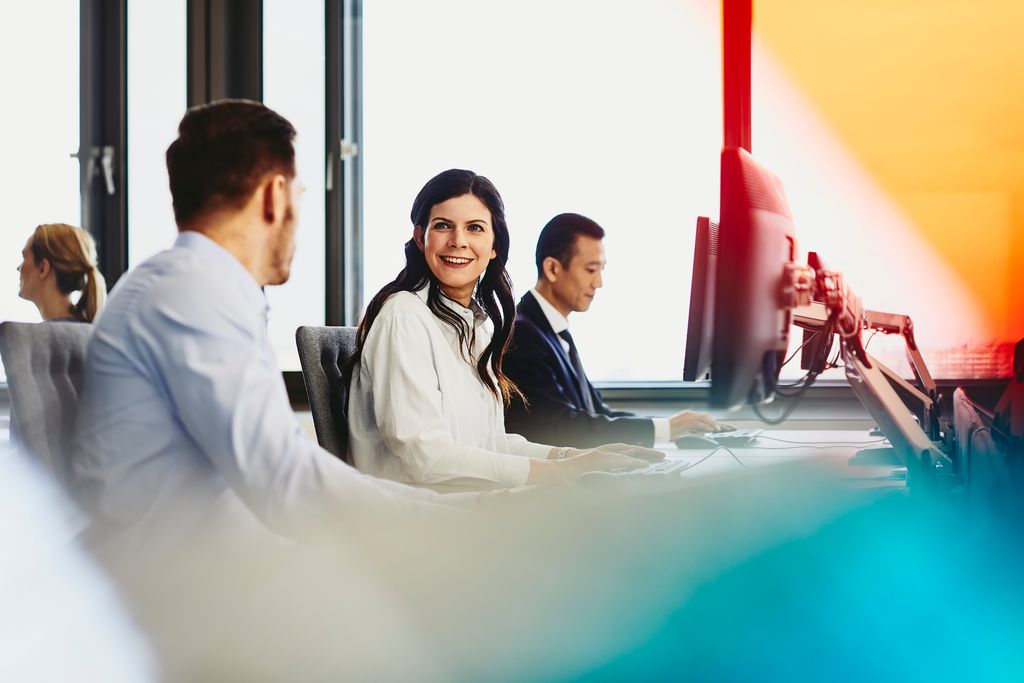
(656, 429, 906, 485)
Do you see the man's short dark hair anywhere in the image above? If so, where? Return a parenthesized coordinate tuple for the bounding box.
(535, 213, 605, 277)
(166, 99, 297, 228)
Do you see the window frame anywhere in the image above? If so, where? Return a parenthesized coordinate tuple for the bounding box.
(19, 1, 1001, 412)
(325, 0, 363, 327)
(80, 0, 128, 289)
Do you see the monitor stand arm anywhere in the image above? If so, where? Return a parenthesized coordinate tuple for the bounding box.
(861, 310, 942, 440)
(873, 360, 938, 440)
(791, 301, 948, 475)
(789, 275, 941, 440)
(786, 256, 936, 401)
(784, 260, 955, 487)
(862, 310, 938, 403)
(844, 347, 953, 478)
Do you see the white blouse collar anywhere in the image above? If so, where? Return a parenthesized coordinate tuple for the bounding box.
(413, 284, 488, 326)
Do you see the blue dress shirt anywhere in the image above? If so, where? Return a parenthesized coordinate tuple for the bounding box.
(73, 231, 438, 548)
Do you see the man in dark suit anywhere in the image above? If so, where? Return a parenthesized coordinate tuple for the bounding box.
(504, 213, 722, 448)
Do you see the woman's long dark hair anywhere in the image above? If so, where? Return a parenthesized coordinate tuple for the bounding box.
(345, 169, 522, 404)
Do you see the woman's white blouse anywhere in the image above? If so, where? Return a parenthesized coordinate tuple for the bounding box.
(348, 287, 553, 489)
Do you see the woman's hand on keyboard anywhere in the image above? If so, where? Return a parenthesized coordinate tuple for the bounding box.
(591, 443, 666, 463)
(529, 447, 651, 483)
(563, 447, 651, 478)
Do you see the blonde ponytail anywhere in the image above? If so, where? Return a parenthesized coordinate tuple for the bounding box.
(74, 264, 107, 323)
(28, 223, 107, 322)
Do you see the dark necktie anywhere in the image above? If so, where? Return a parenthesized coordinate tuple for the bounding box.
(558, 330, 596, 413)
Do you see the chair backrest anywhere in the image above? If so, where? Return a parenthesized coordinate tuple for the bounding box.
(0, 321, 92, 486)
(295, 325, 358, 464)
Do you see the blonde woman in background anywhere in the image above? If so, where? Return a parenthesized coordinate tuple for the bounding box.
(17, 223, 107, 322)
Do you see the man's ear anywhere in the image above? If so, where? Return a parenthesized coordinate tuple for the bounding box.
(542, 256, 561, 283)
(261, 174, 288, 224)
(412, 226, 425, 252)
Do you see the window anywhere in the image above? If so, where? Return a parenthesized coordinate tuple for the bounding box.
(263, 0, 327, 371)
(362, 0, 723, 381)
(752, 4, 1023, 378)
(0, 2, 80, 380)
(363, 0, 1021, 383)
(0, 1, 81, 325)
(127, 0, 187, 267)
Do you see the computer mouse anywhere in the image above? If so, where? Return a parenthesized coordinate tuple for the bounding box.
(674, 434, 721, 449)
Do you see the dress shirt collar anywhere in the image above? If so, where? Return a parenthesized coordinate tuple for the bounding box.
(413, 284, 488, 326)
(531, 288, 569, 336)
(174, 230, 269, 320)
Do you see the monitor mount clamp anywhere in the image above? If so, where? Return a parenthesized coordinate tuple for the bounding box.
(782, 252, 955, 485)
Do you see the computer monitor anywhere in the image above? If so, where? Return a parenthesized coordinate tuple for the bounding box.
(709, 147, 799, 409)
(683, 216, 718, 382)
(689, 149, 956, 482)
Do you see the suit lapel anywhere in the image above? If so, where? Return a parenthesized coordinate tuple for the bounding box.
(519, 292, 590, 404)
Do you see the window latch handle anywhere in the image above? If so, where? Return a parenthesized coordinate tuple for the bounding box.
(339, 139, 359, 160)
(100, 145, 116, 195)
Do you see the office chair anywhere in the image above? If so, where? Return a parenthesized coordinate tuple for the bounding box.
(0, 321, 92, 487)
(295, 325, 358, 464)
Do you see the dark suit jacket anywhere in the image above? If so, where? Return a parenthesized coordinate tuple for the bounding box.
(503, 291, 655, 448)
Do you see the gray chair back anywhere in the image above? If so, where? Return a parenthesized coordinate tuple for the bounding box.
(295, 325, 358, 464)
(0, 321, 92, 486)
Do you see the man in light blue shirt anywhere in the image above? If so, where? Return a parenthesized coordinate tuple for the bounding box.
(73, 100, 438, 550)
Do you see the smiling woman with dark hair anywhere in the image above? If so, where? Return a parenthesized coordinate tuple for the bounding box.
(346, 169, 659, 490)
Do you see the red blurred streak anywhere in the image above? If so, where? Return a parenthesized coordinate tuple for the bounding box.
(723, 0, 752, 151)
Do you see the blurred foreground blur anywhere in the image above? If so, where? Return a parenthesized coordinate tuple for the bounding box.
(4, 446, 1023, 681)
(0, 445, 156, 682)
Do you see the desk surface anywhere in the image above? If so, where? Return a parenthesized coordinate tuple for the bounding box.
(655, 429, 905, 486)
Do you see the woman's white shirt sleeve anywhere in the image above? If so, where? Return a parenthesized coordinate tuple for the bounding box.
(354, 298, 537, 488)
(504, 433, 553, 458)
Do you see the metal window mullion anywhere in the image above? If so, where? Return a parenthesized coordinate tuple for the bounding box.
(326, 0, 363, 326)
(80, 0, 128, 288)
(187, 0, 263, 105)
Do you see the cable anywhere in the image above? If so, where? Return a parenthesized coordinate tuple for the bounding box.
(782, 332, 819, 368)
(762, 367, 821, 416)
(678, 445, 750, 472)
(775, 370, 816, 395)
(722, 445, 750, 468)
(779, 316, 838, 396)
(712, 445, 750, 468)
(758, 313, 839, 419)
(754, 374, 819, 424)
(682, 440, 887, 471)
(776, 374, 812, 390)
(756, 435, 889, 447)
(776, 332, 828, 389)
(827, 329, 875, 372)
(827, 338, 843, 368)
(776, 375, 812, 391)
(677, 448, 717, 472)
(864, 329, 879, 351)
(773, 363, 822, 399)
(751, 444, 887, 451)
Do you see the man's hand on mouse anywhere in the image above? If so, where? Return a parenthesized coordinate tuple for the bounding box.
(668, 410, 728, 439)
